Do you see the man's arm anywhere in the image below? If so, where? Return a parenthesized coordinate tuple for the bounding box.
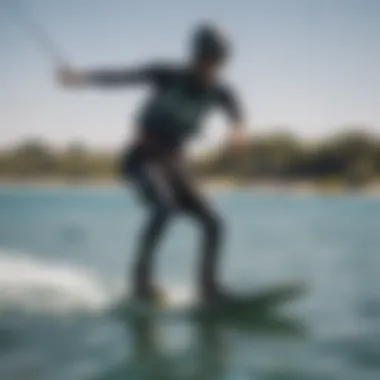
(57, 63, 172, 88)
(217, 86, 247, 151)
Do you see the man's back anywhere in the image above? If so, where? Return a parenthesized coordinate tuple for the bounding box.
(135, 63, 241, 147)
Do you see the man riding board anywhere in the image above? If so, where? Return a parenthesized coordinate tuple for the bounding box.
(58, 23, 246, 304)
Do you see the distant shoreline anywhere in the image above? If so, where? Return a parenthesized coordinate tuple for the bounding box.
(1, 178, 380, 196)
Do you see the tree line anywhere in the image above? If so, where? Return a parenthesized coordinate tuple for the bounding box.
(1, 128, 379, 187)
(193, 129, 380, 187)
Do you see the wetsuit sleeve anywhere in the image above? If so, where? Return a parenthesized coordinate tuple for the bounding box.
(216, 86, 244, 126)
(84, 63, 174, 87)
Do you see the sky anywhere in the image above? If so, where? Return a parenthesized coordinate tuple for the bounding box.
(1, 0, 380, 149)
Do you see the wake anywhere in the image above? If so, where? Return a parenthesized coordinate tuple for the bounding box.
(0, 249, 196, 317)
(0, 250, 112, 315)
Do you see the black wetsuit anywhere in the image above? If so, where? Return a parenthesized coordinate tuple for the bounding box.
(87, 62, 243, 297)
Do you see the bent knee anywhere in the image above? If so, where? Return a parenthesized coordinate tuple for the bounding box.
(153, 201, 176, 222)
(202, 212, 224, 236)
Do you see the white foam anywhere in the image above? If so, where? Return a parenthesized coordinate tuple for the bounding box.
(163, 285, 197, 306)
(0, 250, 112, 315)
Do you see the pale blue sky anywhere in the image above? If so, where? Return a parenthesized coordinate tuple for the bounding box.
(1, 0, 380, 149)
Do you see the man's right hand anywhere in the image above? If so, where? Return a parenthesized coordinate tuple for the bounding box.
(57, 67, 86, 88)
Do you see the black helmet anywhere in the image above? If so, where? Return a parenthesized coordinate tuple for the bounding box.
(191, 23, 230, 63)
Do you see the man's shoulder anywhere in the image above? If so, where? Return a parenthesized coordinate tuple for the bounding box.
(145, 60, 188, 85)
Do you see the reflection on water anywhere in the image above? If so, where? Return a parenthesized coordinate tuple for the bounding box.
(97, 308, 305, 380)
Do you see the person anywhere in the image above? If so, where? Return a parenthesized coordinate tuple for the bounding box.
(58, 22, 246, 304)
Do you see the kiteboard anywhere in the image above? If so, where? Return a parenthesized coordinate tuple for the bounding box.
(113, 282, 306, 321)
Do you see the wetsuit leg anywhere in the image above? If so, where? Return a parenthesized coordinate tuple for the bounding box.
(124, 151, 176, 298)
(169, 168, 224, 297)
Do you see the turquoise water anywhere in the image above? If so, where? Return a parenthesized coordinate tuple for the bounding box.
(0, 187, 379, 380)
